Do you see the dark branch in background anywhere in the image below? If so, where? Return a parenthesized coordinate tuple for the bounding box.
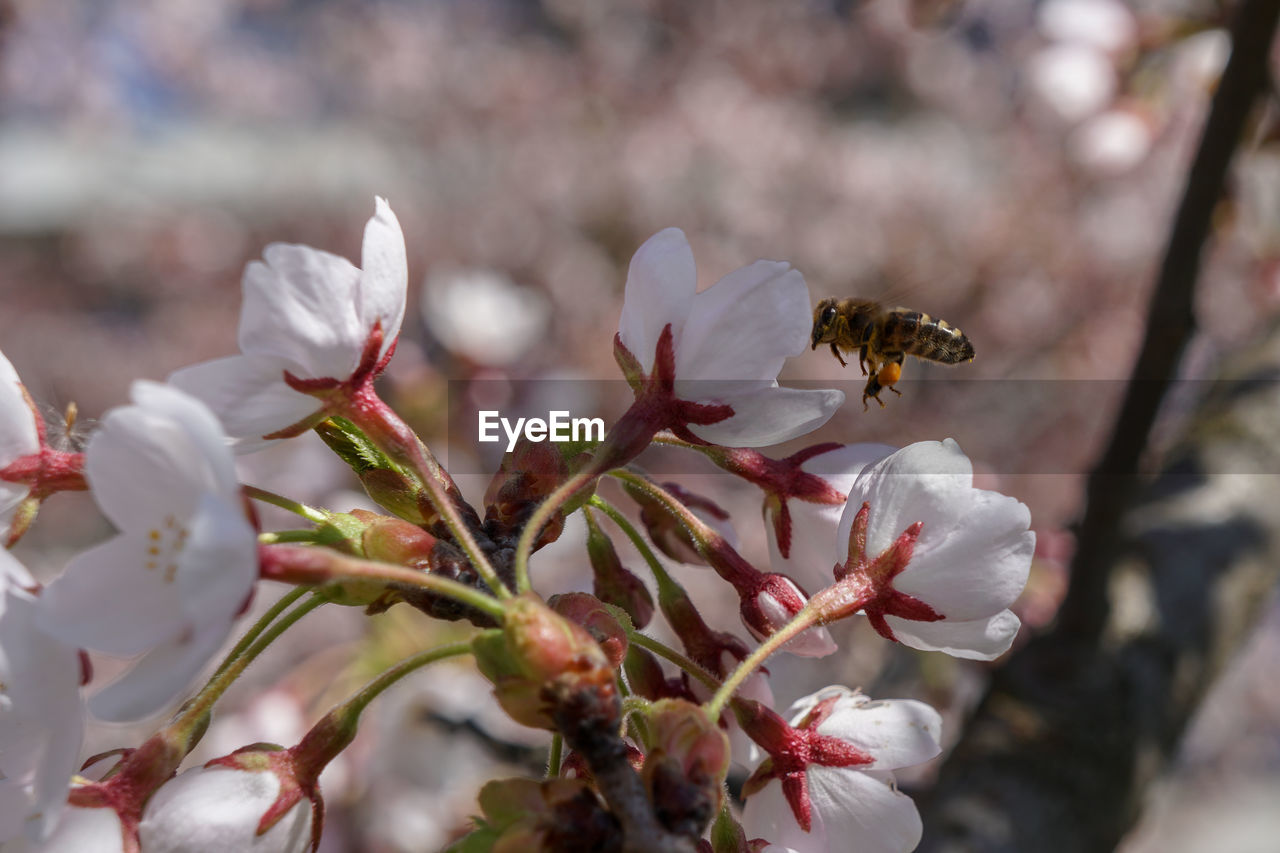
(1060, 0, 1280, 643)
(918, 2, 1280, 851)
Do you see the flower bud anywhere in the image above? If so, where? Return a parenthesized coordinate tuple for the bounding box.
(548, 592, 629, 669)
(640, 700, 730, 837)
(138, 757, 315, 853)
(472, 595, 618, 731)
(739, 574, 836, 658)
(625, 481, 733, 566)
(585, 514, 654, 628)
(484, 439, 591, 549)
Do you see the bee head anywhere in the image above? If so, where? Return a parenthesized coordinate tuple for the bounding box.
(811, 298, 840, 348)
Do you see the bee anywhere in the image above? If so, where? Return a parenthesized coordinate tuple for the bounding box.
(810, 297, 974, 409)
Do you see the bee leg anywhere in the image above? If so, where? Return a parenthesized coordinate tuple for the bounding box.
(828, 342, 847, 368)
(858, 344, 870, 376)
(861, 376, 885, 410)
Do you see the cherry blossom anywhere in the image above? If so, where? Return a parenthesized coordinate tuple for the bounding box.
(138, 765, 313, 853)
(741, 687, 941, 853)
(614, 228, 843, 447)
(169, 197, 407, 451)
(38, 382, 258, 721)
(822, 439, 1034, 660)
(0, 550, 85, 845)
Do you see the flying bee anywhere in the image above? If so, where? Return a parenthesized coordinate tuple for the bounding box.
(810, 297, 974, 409)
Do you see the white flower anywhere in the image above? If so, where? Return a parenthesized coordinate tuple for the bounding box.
(765, 443, 895, 592)
(0, 350, 40, 534)
(742, 687, 941, 853)
(138, 765, 313, 853)
(169, 197, 407, 451)
(422, 268, 550, 366)
(616, 228, 843, 447)
(38, 383, 257, 721)
(0, 550, 85, 845)
(10, 803, 126, 853)
(834, 439, 1034, 660)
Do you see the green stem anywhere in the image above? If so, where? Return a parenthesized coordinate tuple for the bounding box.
(243, 484, 329, 525)
(512, 465, 599, 594)
(173, 594, 329, 737)
(259, 544, 507, 622)
(259, 529, 324, 545)
(329, 641, 473, 722)
(547, 734, 564, 778)
(629, 632, 719, 693)
(208, 586, 310, 681)
(340, 389, 510, 600)
(705, 605, 819, 719)
(587, 496, 680, 592)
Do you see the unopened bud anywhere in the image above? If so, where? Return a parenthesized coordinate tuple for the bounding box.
(472, 595, 617, 731)
(584, 515, 654, 628)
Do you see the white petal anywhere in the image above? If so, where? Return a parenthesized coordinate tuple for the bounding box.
(356, 197, 408, 362)
(27, 805, 125, 853)
(766, 444, 897, 590)
(127, 383, 239, 496)
(814, 696, 943, 771)
(169, 355, 321, 450)
(839, 440, 1034, 620)
(0, 585, 84, 844)
(84, 391, 237, 532)
(140, 766, 312, 853)
(618, 228, 697, 374)
(884, 610, 1021, 660)
(674, 262, 810, 382)
(0, 549, 35, 587)
(175, 493, 258, 624)
(39, 535, 187, 657)
(686, 386, 844, 448)
(88, 622, 230, 722)
(0, 350, 38, 467)
(238, 245, 365, 379)
(807, 767, 923, 853)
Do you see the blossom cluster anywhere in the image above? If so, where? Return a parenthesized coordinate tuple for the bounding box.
(0, 200, 1034, 852)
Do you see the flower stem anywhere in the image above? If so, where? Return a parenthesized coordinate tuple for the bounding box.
(340, 386, 509, 599)
(243, 484, 329, 525)
(705, 605, 819, 719)
(587, 496, 678, 591)
(608, 469, 758, 591)
(258, 544, 506, 621)
(629, 632, 719, 693)
(547, 734, 564, 778)
(328, 641, 473, 722)
(171, 593, 329, 741)
(208, 586, 310, 682)
(511, 398, 669, 594)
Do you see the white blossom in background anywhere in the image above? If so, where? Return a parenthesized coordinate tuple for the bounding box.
(422, 268, 551, 366)
(0, 350, 40, 531)
(0, 550, 84, 845)
(38, 382, 258, 721)
(837, 439, 1034, 660)
(742, 687, 942, 853)
(616, 228, 843, 447)
(138, 765, 312, 853)
(170, 197, 407, 451)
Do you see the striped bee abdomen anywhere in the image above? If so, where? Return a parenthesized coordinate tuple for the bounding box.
(881, 310, 975, 364)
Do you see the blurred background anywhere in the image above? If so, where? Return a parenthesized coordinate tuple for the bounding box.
(3, 0, 1280, 850)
